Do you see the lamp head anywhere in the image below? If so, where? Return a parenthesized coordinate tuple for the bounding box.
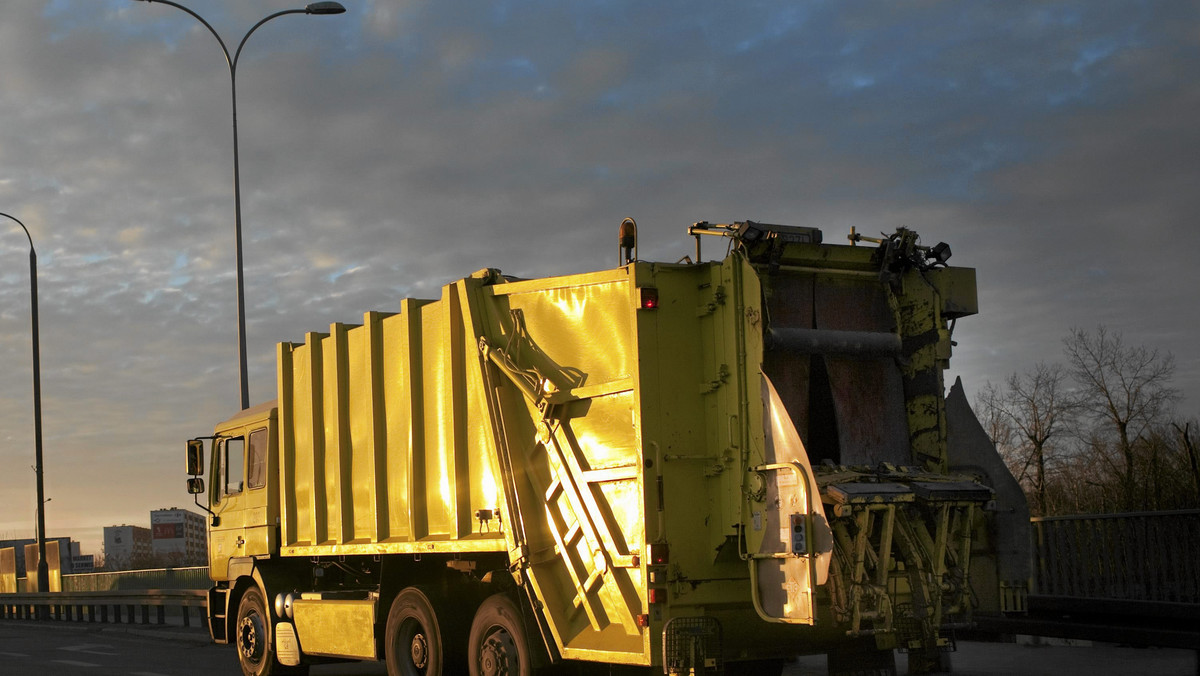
(927, 241, 952, 266)
(305, 1, 346, 14)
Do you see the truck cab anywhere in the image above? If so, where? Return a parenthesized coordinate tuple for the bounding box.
(203, 402, 279, 580)
(186, 403, 281, 649)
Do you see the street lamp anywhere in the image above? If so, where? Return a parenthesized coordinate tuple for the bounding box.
(134, 0, 346, 410)
(0, 212, 49, 597)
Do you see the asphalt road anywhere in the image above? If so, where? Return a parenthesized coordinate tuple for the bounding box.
(0, 621, 225, 676)
(784, 639, 1198, 676)
(0, 620, 1194, 676)
(0, 620, 394, 676)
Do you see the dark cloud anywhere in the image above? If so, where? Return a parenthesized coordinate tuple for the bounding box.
(1, 0, 1197, 552)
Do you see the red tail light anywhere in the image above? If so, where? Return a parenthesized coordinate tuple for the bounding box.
(649, 542, 669, 565)
(640, 288, 659, 309)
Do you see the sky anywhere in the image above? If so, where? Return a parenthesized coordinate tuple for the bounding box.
(1, 1, 1198, 557)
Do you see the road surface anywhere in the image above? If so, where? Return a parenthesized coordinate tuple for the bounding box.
(0, 620, 1194, 675)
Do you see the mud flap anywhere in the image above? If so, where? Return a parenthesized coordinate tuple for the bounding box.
(275, 621, 301, 667)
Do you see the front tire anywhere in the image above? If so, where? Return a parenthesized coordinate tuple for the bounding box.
(236, 588, 276, 676)
(468, 593, 532, 676)
(386, 587, 450, 676)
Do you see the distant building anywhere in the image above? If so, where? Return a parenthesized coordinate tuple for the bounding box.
(102, 525, 152, 570)
(150, 508, 207, 566)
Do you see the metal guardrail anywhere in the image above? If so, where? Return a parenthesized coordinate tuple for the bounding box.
(1031, 509, 1200, 604)
(62, 566, 210, 592)
(4, 511, 1198, 647)
(975, 509, 1200, 650)
(0, 588, 207, 629)
(3, 562, 211, 594)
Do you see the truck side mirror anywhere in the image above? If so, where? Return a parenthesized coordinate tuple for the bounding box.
(187, 477, 205, 495)
(186, 439, 205, 476)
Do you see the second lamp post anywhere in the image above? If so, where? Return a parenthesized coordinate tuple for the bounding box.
(0, 211, 49, 600)
(135, 0, 346, 410)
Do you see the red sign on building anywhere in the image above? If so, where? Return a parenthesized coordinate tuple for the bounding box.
(152, 523, 180, 539)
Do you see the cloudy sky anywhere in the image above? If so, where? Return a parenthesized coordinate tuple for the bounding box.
(1, 1, 1197, 556)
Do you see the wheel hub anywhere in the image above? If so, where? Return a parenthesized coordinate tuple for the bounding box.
(238, 613, 264, 664)
(479, 629, 517, 676)
(410, 631, 428, 669)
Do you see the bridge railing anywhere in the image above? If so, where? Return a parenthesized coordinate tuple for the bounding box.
(60, 565, 210, 592)
(5, 512, 1199, 637)
(0, 566, 211, 630)
(0, 588, 207, 628)
(1031, 509, 1200, 604)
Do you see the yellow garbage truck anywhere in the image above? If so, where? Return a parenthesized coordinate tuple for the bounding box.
(185, 221, 1028, 676)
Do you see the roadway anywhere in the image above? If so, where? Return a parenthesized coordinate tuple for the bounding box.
(0, 620, 1195, 676)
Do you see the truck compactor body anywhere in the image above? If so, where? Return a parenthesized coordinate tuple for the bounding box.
(185, 222, 1029, 676)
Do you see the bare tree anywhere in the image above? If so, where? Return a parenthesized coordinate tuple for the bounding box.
(1170, 420, 1199, 503)
(1063, 326, 1179, 508)
(977, 364, 1075, 515)
(975, 382, 1018, 463)
(1049, 443, 1112, 514)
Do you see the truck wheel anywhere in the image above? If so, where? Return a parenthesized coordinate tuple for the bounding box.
(236, 587, 290, 676)
(468, 593, 532, 676)
(386, 587, 449, 676)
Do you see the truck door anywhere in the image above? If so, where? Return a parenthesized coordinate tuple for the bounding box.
(209, 434, 248, 580)
(207, 425, 273, 581)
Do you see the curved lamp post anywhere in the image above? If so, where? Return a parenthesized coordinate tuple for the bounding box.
(134, 0, 346, 410)
(1, 212, 49, 597)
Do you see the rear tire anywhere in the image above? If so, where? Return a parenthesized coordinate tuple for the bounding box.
(468, 593, 532, 676)
(386, 587, 450, 676)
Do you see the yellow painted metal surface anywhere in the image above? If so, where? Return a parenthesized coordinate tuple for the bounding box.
(477, 268, 648, 663)
(276, 292, 506, 557)
(270, 266, 654, 663)
(209, 403, 278, 579)
(291, 598, 377, 659)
